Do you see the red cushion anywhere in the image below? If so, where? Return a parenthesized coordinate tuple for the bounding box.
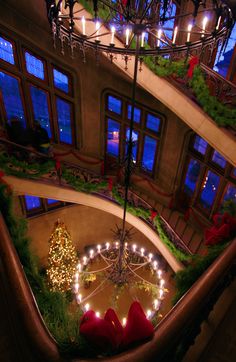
(79, 310, 118, 349)
(122, 301, 154, 347)
(104, 308, 124, 347)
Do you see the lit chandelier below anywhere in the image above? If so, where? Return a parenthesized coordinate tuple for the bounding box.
(73, 237, 167, 324)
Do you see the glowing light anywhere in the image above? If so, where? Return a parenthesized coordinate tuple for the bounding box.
(141, 32, 145, 47)
(148, 253, 153, 262)
(83, 256, 87, 265)
(160, 279, 165, 288)
(77, 293, 82, 303)
(132, 244, 137, 252)
(140, 247, 145, 257)
(125, 28, 130, 46)
(147, 309, 152, 318)
(85, 303, 90, 312)
(97, 244, 101, 253)
(153, 260, 158, 270)
(159, 289, 164, 298)
(74, 282, 79, 293)
(154, 299, 158, 309)
(95, 311, 100, 318)
(74, 272, 79, 281)
(173, 26, 178, 44)
(81, 16, 86, 35)
(106, 242, 110, 250)
(77, 263, 82, 272)
(187, 24, 192, 42)
(157, 28, 162, 47)
(115, 241, 119, 249)
(202, 17, 208, 37)
(122, 317, 127, 326)
(95, 21, 100, 41)
(157, 269, 162, 278)
(111, 26, 115, 45)
(89, 249, 94, 258)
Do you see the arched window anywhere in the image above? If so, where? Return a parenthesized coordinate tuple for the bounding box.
(213, 23, 236, 79)
(181, 134, 236, 218)
(104, 92, 163, 176)
(0, 33, 76, 146)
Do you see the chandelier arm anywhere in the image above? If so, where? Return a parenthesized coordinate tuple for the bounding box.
(82, 264, 112, 274)
(127, 264, 159, 288)
(80, 277, 109, 304)
(100, 252, 118, 264)
(139, 0, 156, 23)
(131, 262, 150, 272)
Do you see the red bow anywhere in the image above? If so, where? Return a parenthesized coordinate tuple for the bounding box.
(187, 56, 199, 78)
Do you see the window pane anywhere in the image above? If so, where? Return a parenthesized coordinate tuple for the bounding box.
(193, 135, 208, 155)
(142, 135, 157, 172)
(56, 98, 72, 144)
(47, 198, 58, 205)
(30, 86, 52, 137)
(107, 95, 122, 115)
(0, 36, 14, 64)
(213, 23, 236, 78)
(160, 2, 177, 41)
(107, 119, 120, 157)
(232, 168, 236, 177)
(25, 52, 44, 80)
(146, 113, 161, 132)
(125, 128, 139, 161)
(53, 68, 69, 93)
(127, 105, 141, 123)
(25, 195, 41, 210)
(211, 150, 226, 168)
(184, 159, 201, 196)
(199, 170, 220, 211)
(0, 72, 26, 126)
(222, 184, 236, 205)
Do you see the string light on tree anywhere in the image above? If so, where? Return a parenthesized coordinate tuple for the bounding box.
(46, 220, 77, 292)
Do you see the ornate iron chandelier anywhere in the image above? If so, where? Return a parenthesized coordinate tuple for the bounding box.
(46, 0, 234, 63)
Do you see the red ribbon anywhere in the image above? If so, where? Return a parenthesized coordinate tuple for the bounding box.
(150, 210, 158, 221)
(187, 56, 199, 78)
(108, 177, 113, 191)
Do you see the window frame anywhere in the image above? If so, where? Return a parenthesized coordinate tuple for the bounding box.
(0, 34, 17, 68)
(23, 48, 48, 84)
(52, 64, 73, 96)
(104, 91, 164, 177)
(181, 133, 236, 218)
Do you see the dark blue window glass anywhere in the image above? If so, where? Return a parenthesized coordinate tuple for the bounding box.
(125, 128, 139, 161)
(232, 168, 236, 177)
(25, 52, 44, 80)
(47, 198, 58, 205)
(193, 135, 208, 155)
(211, 150, 226, 169)
(107, 119, 120, 157)
(53, 68, 69, 93)
(214, 23, 236, 77)
(127, 105, 141, 123)
(30, 86, 52, 137)
(199, 170, 220, 211)
(146, 113, 161, 132)
(25, 195, 41, 210)
(160, 2, 177, 41)
(0, 36, 14, 64)
(142, 135, 157, 172)
(222, 184, 236, 205)
(108, 95, 122, 115)
(0, 72, 26, 126)
(184, 159, 201, 196)
(56, 98, 72, 144)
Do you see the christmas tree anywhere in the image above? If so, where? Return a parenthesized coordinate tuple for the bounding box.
(46, 220, 77, 292)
